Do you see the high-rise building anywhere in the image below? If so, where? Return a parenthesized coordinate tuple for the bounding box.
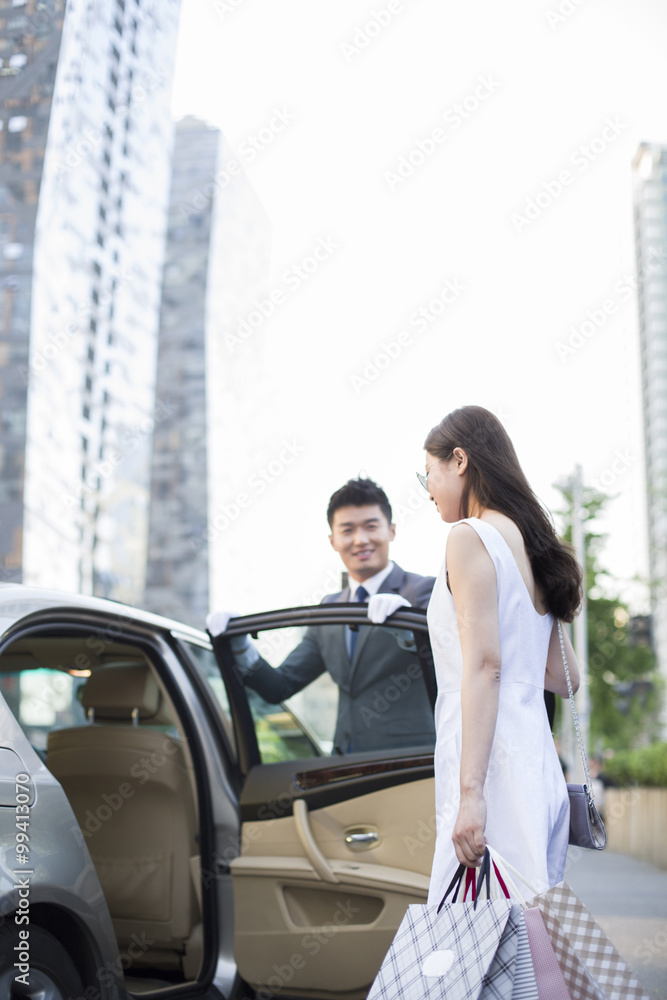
(0, 0, 181, 604)
(144, 117, 272, 627)
(0, 1, 67, 584)
(143, 117, 218, 626)
(633, 141, 667, 734)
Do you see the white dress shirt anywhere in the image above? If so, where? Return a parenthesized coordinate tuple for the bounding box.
(348, 561, 394, 600)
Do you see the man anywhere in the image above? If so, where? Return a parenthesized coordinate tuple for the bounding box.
(207, 478, 436, 753)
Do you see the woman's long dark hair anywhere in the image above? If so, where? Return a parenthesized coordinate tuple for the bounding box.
(424, 405, 582, 622)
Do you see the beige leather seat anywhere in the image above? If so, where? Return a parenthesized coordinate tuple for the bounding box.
(47, 661, 199, 972)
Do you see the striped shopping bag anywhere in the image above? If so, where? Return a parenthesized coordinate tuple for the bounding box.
(479, 904, 539, 1000)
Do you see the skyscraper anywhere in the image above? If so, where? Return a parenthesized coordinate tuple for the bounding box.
(143, 117, 218, 625)
(0, 1, 66, 584)
(144, 117, 271, 626)
(0, 0, 181, 603)
(633, 141, 667, 733)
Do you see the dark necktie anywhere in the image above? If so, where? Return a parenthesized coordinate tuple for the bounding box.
(348, 585, 368, 660)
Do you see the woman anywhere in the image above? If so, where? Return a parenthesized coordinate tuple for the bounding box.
(422, 405, 582, 901)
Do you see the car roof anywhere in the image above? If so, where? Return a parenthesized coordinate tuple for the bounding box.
(0, 583, 209, 644)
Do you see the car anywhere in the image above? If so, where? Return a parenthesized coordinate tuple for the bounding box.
(0, 583, 438, 1000)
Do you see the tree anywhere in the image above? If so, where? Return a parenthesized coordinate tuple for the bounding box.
(553, 480, 661, 752)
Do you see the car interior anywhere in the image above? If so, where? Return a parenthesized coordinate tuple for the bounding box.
(0, 633, 204, 992)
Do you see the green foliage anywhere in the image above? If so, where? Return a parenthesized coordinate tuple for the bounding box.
(553, 480, 661, 752)
(603, 742, 667, 787)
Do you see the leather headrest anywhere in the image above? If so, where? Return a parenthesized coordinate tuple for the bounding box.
(81, 662, 172, 724)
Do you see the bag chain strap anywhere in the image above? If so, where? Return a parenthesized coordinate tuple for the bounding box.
(556, 619, 595, 806)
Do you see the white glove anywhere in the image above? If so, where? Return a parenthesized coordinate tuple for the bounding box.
(206, 609, 236, 637)
(206, 609, 259, 670)
(367, 593, 411, 623)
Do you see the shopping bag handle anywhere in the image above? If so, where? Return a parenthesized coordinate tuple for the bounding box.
(436, 845, 540, 912)
(474, 848, 492, 904)
(437, 847, 517, 912)
(485, 845, 540, 903)
(437, 863, 467, 912)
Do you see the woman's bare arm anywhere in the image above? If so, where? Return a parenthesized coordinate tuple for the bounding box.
(447, 523, 502, 867)
(544, 619, 580, 697)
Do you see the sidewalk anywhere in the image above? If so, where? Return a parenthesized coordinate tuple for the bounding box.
(563, 847, 667, 999)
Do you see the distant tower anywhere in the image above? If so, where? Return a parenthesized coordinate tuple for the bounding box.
(143, 117, 218, 625)
(0, 1, 66, 583)
(144, 117, 271, 626)
(4, 0, 182, 604)
(632, 142, 667, 735)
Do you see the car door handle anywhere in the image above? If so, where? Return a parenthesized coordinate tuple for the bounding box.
(293, 799, 339, 884)
(345, 828, 380, 850)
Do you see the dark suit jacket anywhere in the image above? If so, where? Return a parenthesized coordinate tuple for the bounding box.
(242, 563, 436, 753)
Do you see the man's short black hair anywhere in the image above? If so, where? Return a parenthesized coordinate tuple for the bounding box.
(327, 477, 393, 528)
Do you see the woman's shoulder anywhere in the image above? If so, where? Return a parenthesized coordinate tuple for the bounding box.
(446, 519, 495, 566)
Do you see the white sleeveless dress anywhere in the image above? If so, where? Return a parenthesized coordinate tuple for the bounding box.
(426, 517, 569, 903)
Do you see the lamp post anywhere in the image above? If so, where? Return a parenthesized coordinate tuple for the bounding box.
(571, 463, 591, 781)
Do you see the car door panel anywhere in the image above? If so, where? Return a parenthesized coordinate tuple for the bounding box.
(213, 606, 438, 997)
(231, 765, 436, 996)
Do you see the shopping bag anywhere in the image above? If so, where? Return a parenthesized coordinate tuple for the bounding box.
(523, 906, 572, 1000)
(478, 903, 521, 1000)
(530, 899, 605, 1000)
(367, 856, 514, 1000)
(531, 883, 650, 1000)
(510, 913, 539, 1000)
(479, 847, 556, 1000)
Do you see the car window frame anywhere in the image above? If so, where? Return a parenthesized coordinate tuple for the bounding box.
(209, 604, 435, 778)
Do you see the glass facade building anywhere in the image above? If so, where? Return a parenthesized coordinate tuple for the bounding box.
(0, 0, 66, 584)
(1, 0, 181, 603)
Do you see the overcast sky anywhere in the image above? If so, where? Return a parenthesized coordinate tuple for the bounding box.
(170, 0, 667, 615)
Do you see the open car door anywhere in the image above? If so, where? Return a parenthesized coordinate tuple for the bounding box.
(211, 604, 438, 1000)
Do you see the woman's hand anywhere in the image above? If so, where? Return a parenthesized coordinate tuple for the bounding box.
(452, 790, 487, 867)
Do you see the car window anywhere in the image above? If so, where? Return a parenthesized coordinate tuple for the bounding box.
(0, 668, 86, 753)
(246, 687, 323, 763)
(234, 620, 436, 758)
(0, 634, 183, 750)
(180, 639, 237, 759)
